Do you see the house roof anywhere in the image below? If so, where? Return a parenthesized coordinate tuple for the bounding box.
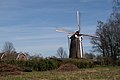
(16, 52, 27, 59)
(0, 53, 4, 60)
(0, 52, 28, 60)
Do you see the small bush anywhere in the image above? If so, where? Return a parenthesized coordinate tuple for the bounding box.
(24, 67, 32, 72)
(37, 59, 58, 71)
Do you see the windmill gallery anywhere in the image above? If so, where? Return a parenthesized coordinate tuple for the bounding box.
(56, 11, 98, 59)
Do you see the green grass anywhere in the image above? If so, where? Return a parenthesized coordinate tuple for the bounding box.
(1, 66, 120, 80)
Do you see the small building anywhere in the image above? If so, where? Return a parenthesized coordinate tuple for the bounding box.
(0, 52, 28, 61)
(16, 52, 28, 61)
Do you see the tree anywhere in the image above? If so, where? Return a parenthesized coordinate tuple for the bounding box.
(91, 0, 120, 65)
(2, 41, 16, 60)
(2, 41, 15, 53)
(85, 52, 96, 59)
(56, 47, 68, 58)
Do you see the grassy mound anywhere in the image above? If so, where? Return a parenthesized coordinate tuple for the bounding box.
(57, 63, 79, 71)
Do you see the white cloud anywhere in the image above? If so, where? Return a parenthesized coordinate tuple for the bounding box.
(15, 42, 66, 56)
(15, 34, 64, 41)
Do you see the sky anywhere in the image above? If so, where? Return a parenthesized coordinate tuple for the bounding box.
(0, 0, 113, 57)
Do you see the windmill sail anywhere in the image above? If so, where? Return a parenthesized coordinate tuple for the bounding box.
(77, 11, 80, 32)
(56, 28, 72, 54)
(77, 11, 83, 58)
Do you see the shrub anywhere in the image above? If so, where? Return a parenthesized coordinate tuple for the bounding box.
(56, 58, 94, 69)
(37, 59, 58, 71)
(24, 67, 32, 72)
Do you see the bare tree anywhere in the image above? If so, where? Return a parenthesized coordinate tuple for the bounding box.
(2, 41, 16, 60)
(91, 0, 120, 65)
(85, 52, 96, 59)
(56, 47, 68, 58)
(2, 41, 15, 53)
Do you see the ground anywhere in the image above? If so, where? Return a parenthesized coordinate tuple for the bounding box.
(0, 66, 120, 80)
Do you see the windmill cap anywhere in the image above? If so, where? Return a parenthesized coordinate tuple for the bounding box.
(75, 31, 79, 34)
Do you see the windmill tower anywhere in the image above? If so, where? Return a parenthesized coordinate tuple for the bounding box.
(56, 11, 98, 59)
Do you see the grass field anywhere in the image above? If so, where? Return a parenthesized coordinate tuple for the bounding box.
(1, 66, 120, 80)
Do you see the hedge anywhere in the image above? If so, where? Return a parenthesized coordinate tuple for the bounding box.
(2, 58, 94, 71)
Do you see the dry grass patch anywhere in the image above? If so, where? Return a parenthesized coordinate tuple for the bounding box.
(1, 66, 120, 80)
(0, 63, 23, 76)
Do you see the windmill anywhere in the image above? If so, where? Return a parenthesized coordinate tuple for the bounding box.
(56, 11, 98, 58)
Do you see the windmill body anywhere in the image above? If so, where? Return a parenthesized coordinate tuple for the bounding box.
(69, 31, 81, 58)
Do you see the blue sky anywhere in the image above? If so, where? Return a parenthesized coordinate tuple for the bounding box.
(0, 0, 112, 57)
